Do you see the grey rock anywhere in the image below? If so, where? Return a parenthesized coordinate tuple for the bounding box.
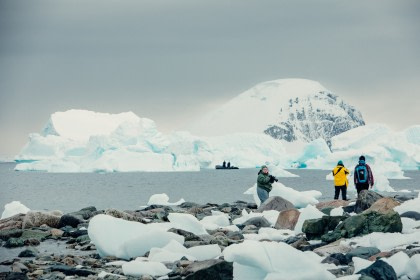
(0, 272, 29, 280)
(18, 247, 39, 258)
(355, 190, 384, 214)
(49, 264, 95, 276)
(302, 215, 346, 240)
(346, 247, 381, 261)
(226, 231, 244, 241)
(256, 196, 294, 213)
(240, 217, 271, 228)
(0, 229, 23, 241)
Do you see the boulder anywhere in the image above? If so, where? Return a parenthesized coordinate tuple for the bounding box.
(345, 247, 381, 261)
(275, 209, 300, 230)
(316, 200, 350, 210)
(22, 210, 62, 229)
(400, 211, 420, 221)
(256, 196, 294, 213)
(302, 216, 347, 240)
(5, 230, 49, 248)
(357, 259, 397, 280)
(18, 247, 39, 258)
(58, 207, 97, 228)
(0, 213, 25, 230)
(322, 210, 402, 243)
(355, 190, 383, 213)
(364, 197, 400, 214)
(182, 259, 233, 280)
(241, 216, 271, 228)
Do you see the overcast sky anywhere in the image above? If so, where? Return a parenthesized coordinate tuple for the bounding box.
(0, 0, 419, 157)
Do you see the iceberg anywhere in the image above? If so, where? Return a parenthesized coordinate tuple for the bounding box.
(14, 110, 419, 176)
(147, 193, 185, 206)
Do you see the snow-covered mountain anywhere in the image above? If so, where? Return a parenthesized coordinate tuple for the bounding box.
(187, 79, 365, 145)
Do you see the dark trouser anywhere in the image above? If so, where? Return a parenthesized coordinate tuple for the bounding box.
(334, 185, 347, 200)
(356, 183, 369, 195)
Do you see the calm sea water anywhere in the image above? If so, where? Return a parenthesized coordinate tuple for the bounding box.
(0, 163, 419, 213)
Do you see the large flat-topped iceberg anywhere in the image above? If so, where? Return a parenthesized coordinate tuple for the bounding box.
(43, 110, 141, 141)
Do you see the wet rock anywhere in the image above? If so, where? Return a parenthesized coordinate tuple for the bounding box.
(275, 209, 300, 230)
(302, 216, 346, 240)
(316, 200, 350, 210)
(18, 247, 39, 258)
(0, 214, 25, 231)
(240, 217, 270, 228)
(49, 264, 96, 276)
(357, 259, 397, 280)
(22, 210, 62, 229)
(64, 229, 88, 238)
(168, 228, 203, 242)
(182, 259, 233, 280)
(58, 206, 97, 228)
(355, 190, 383, 213)
(0, 229, 23, 241)
(256, 196, 294, 213)
(364, 197, 400, 214)
(346, 247, 381, 261)
(400, 211, 420, 221)
(0, 272, 29, 280)
(321, 210, 402, 242)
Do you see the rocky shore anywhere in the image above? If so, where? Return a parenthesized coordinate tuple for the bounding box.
(1, 190, 419, 280)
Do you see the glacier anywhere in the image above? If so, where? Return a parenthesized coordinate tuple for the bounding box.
(15, 109, 419, 192)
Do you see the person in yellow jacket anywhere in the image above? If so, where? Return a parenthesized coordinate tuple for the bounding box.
(332, 160, 349, 200)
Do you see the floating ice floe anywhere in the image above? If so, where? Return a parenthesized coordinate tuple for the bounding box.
(1, 201, 30, 219)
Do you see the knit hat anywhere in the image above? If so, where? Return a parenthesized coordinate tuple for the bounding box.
(261, 165, 268, 170)
(359, 155, 366, 161)
(337, 160, 343, 166)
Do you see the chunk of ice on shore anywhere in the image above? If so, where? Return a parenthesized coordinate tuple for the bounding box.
(122, 260, 171, 277)
(1, 201, 30, 219)
(295, 204, 325, 234)
(147, 193, 185, 206)
(88, 214, 184, 259)
(167, 213, 208, 235)
(223, 240, 335, 280)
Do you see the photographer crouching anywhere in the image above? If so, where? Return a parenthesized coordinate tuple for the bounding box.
(257, 165, 278, 204)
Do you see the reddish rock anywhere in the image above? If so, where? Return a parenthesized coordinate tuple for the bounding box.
(316, 200, 350, 210)
(364, 197, 401, 214)
(0, 213, 25, 230)
(368, 251, 394, 261)
(275, 209, 300, 230)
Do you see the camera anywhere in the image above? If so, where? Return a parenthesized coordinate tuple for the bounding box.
(269, 175, 278, 183)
